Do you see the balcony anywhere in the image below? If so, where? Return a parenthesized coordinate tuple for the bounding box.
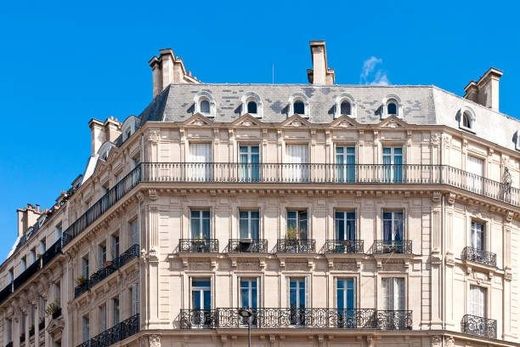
(74, 244, 140, 298)
(461, 246, 497, 268)
(373, 240, 413, 255)
(461, 314, 497, 339)
(76, 313, 139, 347)
(323, 240, 365, 254)
(228, 239, 268, 253)
(276, 239, 316, 254)
(180, 308, 412, 330)
(179, 239, 219, 253)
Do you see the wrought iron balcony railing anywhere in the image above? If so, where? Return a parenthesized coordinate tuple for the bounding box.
(461, 246, 497, 267)
(461, 314, 497, 339)
(373, 240, 413, 255)
(179, 239, 219, 253)
(77, 313, 139, 347)
(5, 341, 13, 347)
(276, 239, 316, 253)
(228, 239, 268, 253)
(180, 308, 412, 330)
(74, 244, 140, 298)
(323, 240, 365, 254)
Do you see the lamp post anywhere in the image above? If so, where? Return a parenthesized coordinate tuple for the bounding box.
(238, 308, 254, 347)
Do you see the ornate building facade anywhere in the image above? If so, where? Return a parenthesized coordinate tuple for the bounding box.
(0, 41, 518, 347)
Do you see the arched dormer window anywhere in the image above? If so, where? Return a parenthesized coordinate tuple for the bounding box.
(334, 94, 356, 118)
(194, 92, 216, 117)
(458, 107, 476, 132)
(241, 92, 263, 118)
(289, 94, 309, 117)
(121, 116, 140, 142)
(382, 95, 402, 119)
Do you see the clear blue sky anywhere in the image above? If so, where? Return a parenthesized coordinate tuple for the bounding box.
(0, 0, 518, 260)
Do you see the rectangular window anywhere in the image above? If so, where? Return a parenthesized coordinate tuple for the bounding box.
(55, 222, 62, 240)
(30, 248, 37, 264)
(130, 283, 140, 315)
(189, 143, 212, 180)
(191, 210, 211, 239)
(39, 239, 46, 256)
(239, 145, 260, 182)
(112, 296, 120, 325)
(240, 278, 258, 309)
(129, 219, 139, 246)
(335, 211, 356, 241)
(20, 256, 26, 272)
(287, 210, 308, 239)
(8, 268, 14, 283)
(239, 210, 260, 240)
(55, 281, 61, 305)
(191, 278, 211, 327)
(98, 242, 107, 267)
(289, 278, 306, 326)
(81, 254, 89, 278)
(335, 146, 356, 182)
(111, 233, 120, 259)
(82, 314, 90, 342)
(285, 144, 309, 182)
(382, 147, 403, 182)
(383, 210, 404, 243)
(469, 285, 487, 317)
(5, 318, 12, 342)
(467, 155, 484, 193)
(382, 277, 405, 311)
(470, 220, 485, 250)
(98, 304, 107, 332)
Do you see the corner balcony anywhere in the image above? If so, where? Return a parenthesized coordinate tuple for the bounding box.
(227, 239, 268, 253)
(179, 308, 412, 330)
(179, 239, 219, 253)
(276, 239, 316, 254)
(76, 313, 139, 347)
(74, 244, 140, 298)
(373, 240, 413, 255)
(461, 246, 497, 268)
(323, 240, 365, 254)
(461, 314, 497, 339)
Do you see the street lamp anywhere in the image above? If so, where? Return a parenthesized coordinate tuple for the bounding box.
(237, 308, 254, 347)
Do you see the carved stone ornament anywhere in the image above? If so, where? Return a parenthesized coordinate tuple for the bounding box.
(431, 336, 442, 347)
(147, 130, 160, 143)
(445, 336, 455, 347)
(149, 334, 161, 347)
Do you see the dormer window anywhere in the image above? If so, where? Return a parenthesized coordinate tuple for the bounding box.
(334, 94, 356, 118)
(247, 101, 257, 114)
(458, 107, 475, 132)
(288, 94, 309, 117)
(241, 92, 262, 118)
(462, 112, 472, 128)
(200, 100, 210, 114)
(194, 92, 216, 117)
(387, 102, 397, 115)
(294, 101, 305, 115)
(340, 101, 351, 116)
(382, 96, 402, 119)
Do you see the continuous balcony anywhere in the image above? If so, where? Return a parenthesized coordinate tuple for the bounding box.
(227, 239, 268, 253)
(77, 313, 139, 347)
(461, 246, 497, 268)
(373, 240, 413, 255)
(461, 314, 497, 339)
(276, 239, 316, 253)
(323, 240, 365, 254)
(179, 239, 219, 253)
(74, 244, 140, 298)
(179, 308, 412, 330)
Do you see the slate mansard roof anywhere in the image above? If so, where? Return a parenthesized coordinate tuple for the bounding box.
(137, 83, 520, 152)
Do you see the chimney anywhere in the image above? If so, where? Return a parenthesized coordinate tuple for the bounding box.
(148, 48, 199, 97)
(17, 204, 42, 237)
(464, 67, 503, 111)
(104, 117, 121, 143)
(307, 40, 335, 85)
(89, 119, 106, 156)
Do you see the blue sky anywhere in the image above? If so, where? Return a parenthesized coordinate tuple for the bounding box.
(0, 0, 518, 259)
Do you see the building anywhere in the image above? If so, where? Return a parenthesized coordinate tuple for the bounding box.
(0, 41, 519, 347)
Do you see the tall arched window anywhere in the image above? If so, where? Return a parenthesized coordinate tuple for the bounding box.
(293, 101, 305, 115)
(387, 101, 397, 116)
(247, 101, 258, 114)
(340, 101, 351, 116)
(200, 100, 210, 114)
(462, 111, 472, 129)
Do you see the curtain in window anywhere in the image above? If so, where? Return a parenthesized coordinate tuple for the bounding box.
(382, 278, 405, 311)
(469, 285, 486, 317)
(285, 145, 308, 182)
(191, 210, 210, 239)
(383, 211, 404, 243)
(467, 156, 484, 193)
(471, 221, 485, 250)
(189, 143, 212, 181)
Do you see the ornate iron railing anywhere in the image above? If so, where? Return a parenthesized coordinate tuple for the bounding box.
(41, 239, 63, 266)
(461, 246, 497, 267)
(76, 313, 139, 347)
(276, 239, 316, 253)
(74, 244, 140, 298)
(13, 260, 41, 289)
(373, 240, 413, 254)
(180, 308, 412, 330)
(179, 239, 219, 253)
(461, 314, 497, 339)
(227, 239, 268, 253)
(323, 240, 365, 254)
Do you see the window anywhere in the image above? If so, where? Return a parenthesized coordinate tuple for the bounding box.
(287, 210, 308, 240)
(200, 100, 210, 114)
(39, 239, 46, 256)
(81, 254, 89, 278)
(289, 278, 306, 326)
(98, 242, 107, 266)
(130, 283, 140, 315)
(191, 278, 211, 327)
(382, 147, 403, 182)
(469, 285, 486, 317)
(8, 268, 13, 283)
(20, 256, 26, 272)
(189, 143, 212, 180)
(340, 101, 351, 116)
(293, 101, 305, 115)
(336, 146, 356, 182)
(239, 210, 260, 240)
(285, 144, 309, 182)
(55, 281, 61, 305)
(55, 222, 62, 240)
(111, 233, 120, 259)
(467, 155, 484, 193)
(247, 101, 257, 114)
(382, 278, 405, 310)
(337, 278, 356, 327)
(383, 210, 404, 252)
(335, 211, 356, 241)
(5, 318, 12, 343)
(387, 101, 397, 115)
(239, 145, 260, 182)
(191, 210, 210, 239)
(98, 304, 107, 332)
(129, 218, 139, 246)
(82, 314, 90, 342)
(471, 220, 485, 251)
(240, 278, 258, 309)
(462, 112, 472, 128)
(112, 296, 120, 325)
(30, 248, 36, 263)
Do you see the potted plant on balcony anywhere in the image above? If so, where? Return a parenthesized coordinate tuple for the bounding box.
(75, 275, 87, 287)
(192, 235, 209, 252)
(285, 226, 299, 253)
(45, 301, 61, 319)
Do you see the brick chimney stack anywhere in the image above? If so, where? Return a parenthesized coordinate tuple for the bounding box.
(307, 40, 335, 85)
(17, 204, 42, 237)
(464, 67, 503, 112)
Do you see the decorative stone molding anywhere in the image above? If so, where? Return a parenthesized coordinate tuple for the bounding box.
(446, 193, 456, 205)
(146, 130, 160, 144)
(431, 335, 442, 347)
(149, 334, 161, 347)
